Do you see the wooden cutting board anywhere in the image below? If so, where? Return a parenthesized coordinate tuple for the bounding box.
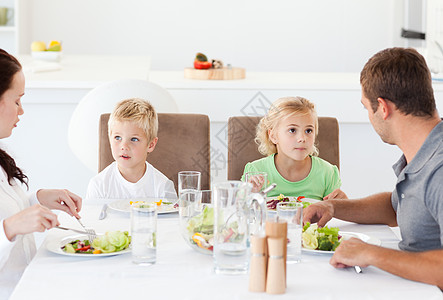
(184, 67, 245, 80)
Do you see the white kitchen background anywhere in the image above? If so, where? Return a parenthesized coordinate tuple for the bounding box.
(1, 0, 441, 200)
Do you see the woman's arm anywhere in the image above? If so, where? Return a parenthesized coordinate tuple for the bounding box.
(36, 189, 82, 218)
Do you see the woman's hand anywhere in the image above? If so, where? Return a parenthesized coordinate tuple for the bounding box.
(3, 204, 59, 241)
(323, 188, 348, 200)
(36, 189, 82, 218)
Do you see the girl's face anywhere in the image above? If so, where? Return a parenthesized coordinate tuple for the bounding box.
(0, 71, 25, 139)
(269, 112, 316, 162)
(109, 120, 157, 172)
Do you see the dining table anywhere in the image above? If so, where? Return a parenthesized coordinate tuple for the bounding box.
(10, 203, 443, 300)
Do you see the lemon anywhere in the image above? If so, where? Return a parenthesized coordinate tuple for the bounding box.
(47, 40, 62, 51)
(31, 41, 46, 52)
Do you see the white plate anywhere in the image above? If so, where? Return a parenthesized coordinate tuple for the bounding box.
(108, 198, 178, 214)
(267, 196, 320, 211)
(46, 234, 131, 257)
(302, 231, 381, 254)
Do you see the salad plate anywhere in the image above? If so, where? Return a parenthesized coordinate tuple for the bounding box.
(46, 234, 131, 257)
(302, 231, 381, 254)
(108, 198, 178, 214)
(267, 196, 320, 211)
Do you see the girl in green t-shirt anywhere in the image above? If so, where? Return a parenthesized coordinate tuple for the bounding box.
(242, 96, 347, 200)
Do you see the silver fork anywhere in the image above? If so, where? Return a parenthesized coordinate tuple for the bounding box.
(75, 218, 97, 244)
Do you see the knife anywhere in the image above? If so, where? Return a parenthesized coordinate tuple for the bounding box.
(354, 265, 363, 274)
(55, 226, 90, 235)
(99, 204, 108, 220)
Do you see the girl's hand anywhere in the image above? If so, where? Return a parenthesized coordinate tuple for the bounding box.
(323, 188, 348, 200)
(3, 204, 59, 241)
(36, 189, 82, 218)
(247, 175, 265, 193)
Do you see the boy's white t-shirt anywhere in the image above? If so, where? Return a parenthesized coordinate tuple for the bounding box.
(85, 161, 177, 201)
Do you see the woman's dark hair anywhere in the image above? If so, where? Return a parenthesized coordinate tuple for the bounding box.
(0, 48, 28, 187)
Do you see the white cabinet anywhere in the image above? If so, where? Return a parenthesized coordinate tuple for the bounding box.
(0, 0, 18, 53)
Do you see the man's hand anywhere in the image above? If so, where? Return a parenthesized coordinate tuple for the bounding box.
(303, 200, 334, 227)
(36, 189, 82, 218)
(330, 238, 373, 268)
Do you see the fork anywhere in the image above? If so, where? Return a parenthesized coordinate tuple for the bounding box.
(75, 218, 97, 244)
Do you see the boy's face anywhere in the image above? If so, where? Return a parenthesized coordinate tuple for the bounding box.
(109, 120, 156, 171)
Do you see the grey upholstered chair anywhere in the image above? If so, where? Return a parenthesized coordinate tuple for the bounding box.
(227, 116, 340, 180)
(99, 113, 211, 191)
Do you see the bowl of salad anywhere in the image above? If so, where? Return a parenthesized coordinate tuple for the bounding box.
(179, 190, 214, 255)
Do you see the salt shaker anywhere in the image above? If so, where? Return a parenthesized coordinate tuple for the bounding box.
(266, 237, 286, 294)
(265, 218, 287, 283)
(249, 235, 267, 292)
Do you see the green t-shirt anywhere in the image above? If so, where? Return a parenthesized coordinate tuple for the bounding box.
(241, 154, 341, 200)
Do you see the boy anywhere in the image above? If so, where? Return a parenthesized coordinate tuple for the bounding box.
(86, 98, 177, 200)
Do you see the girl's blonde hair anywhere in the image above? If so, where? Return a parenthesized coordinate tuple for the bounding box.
(108, 98, 158, 142)
(256, 96, 319, 156)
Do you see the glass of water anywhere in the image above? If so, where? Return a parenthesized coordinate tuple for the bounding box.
(178, 171, 201, 196)
(131, 202, 157, 265)
(277, 202, 303, 264)
(245, 171, 268, 193)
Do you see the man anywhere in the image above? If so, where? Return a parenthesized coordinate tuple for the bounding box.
(304, 47, 443, 288)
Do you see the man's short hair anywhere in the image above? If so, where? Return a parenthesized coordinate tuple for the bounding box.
(360, 47, 436, 117)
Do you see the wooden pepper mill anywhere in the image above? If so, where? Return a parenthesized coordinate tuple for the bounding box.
(266, 237, 286, 294)
(265, 219, 287, 294)
(249, 235, 267, 292)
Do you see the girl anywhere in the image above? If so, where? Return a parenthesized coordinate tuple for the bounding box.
(242, 96, 346, 200)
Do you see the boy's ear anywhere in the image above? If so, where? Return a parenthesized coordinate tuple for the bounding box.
(147, 137, 158, 153)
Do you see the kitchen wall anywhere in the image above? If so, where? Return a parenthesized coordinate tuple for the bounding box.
(20, 0, 405, 72)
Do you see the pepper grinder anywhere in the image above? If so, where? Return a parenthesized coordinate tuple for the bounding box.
(266, 237, 286, 294)
(249, 235, 267, 292)
(265, 218, 287, 284)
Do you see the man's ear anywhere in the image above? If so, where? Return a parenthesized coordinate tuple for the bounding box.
(147, 137, 158, 153)
(268, 129, 278, 144)
(377, 97, 392, 120)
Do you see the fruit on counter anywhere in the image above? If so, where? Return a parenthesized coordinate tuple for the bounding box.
(31, 41, 46, 52)
(47, 40, 62, 51)
(31, 40, 62, 52)
(194, 52, 212, 69)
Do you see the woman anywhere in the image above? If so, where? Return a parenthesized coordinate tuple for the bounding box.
(0, 49, 82, 297)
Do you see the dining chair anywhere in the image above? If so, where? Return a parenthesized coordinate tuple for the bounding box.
(227, 116, 340, 180)
(99, 113, 211, 191)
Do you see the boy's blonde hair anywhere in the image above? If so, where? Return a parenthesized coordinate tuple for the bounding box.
(108, 98, 158, 142)
(256, 96, 319, 156)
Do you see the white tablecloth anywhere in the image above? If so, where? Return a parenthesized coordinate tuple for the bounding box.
(10, 204, 442, 300)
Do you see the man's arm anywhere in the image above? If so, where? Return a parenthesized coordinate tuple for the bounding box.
(304, 192, 397, 227)
(330, 238, 443, 289)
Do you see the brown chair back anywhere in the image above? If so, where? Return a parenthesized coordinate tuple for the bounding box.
(227, 116, 340, 180)
(99, 113, 211, 191)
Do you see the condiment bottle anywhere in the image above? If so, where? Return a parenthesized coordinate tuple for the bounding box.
(265, 218, 287, 284)
(249, 235, 267, 292)
(266, 237, 286, 294)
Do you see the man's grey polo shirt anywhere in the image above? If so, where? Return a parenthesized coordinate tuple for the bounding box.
(391, 121, 443, 252)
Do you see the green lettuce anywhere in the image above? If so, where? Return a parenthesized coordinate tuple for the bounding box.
(92, 231, 131, 253)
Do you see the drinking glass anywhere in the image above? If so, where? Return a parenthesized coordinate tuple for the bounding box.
(277, 202, 303, 263)
(131, 202, 157, 265)
(213, 181, 251, 274)
(178, 171, 201, 196)
(245, 171, 268, 193)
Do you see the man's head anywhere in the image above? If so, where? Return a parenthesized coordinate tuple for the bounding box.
(360, 47, 436, 117)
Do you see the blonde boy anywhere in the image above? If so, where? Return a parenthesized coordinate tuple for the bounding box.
(86, 98, 177, 200)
